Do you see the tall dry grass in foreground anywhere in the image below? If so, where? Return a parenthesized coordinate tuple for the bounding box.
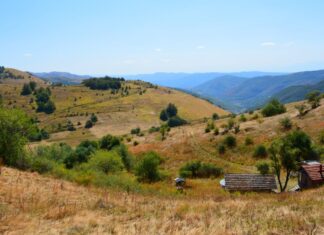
(0, 167, 323, 235)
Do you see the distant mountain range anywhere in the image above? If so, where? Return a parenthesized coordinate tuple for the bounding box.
(124, 71, 285, 90)
(32, 72, 91, 85)
(272, 80, 324, 104)
(31, 70, 324, 113)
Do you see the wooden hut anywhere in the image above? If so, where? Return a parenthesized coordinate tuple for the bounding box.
(223, 174, 277, 192)
(298, 162, 324, 189)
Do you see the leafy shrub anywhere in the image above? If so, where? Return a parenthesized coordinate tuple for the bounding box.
(239, 114, 247, 122)
(131, 127, 141, 135)
(30, 157, 55, 174)
(245, 137, 254, 145)
(149, 126, 160, 133)
(214, 127, 219, 135)
(212, 113, 219, 120)
(90, 113, 98, 123)
(85, 120, 93, 128)
(133, 141, 139, 146)
(21, 83, 32, 96)
(306, 91, 321, 109)
(179, 161, 223, 178)
(223, 135, 236, 148)
(261, 99, 286, 117)
(159, 109, 168, 121)
(135, 152, 162, 182)
(218, 144, 226, 154)
(100, 134, 120, 150)
(253, 145, 267, 158)
(116, 144, 133, 171)
(167, 116, 187, 127)
(165, 103, 177, 117)
(295, 104, 307, 117)
(84, 151, 124, 174)
(256, 162, 270, 175)
(280, 117, 292, 130)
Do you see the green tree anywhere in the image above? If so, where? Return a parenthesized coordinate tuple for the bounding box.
(0, 108, 35, 167)
(29, 81, 37, 91)
(85, 120, 93, 128)
(135, 152, 162, 182)
(90, 113, 98, 123)
(306, 91, 321, 109)
(99, 134, 120, 150)
(269, 130, 318, 192)
(212, 113, 219, 120)
(261, 99, 286, 117)
(223, 135, 236, 148)
(256, 162, 270, 175)
(279, 117, 292, 130)
(21, 83, 32, 96)
(159, 109, 168, 121)
(253, 145, 267, 158)
(295, 104, 306, 117)
(165, 103, 177, 117)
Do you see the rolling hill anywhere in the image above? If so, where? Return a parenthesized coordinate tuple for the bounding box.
(0, 67, 228, 145)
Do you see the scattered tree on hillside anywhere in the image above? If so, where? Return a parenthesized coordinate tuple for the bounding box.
(135, 152, 162, 183)
(84, 120, 93, 129)
(256, 162, 270, 175)
(279, 117, 293, 130)
(29, 81, 37, 91)
(295, 104, 307, 117)
(82, 76, 124, 90)
(0, 107, 35, 167)
(159, 103, 187, 128)
(306, 91, 321, 109)
(90, 113, 98, 123)
(269, 130, 319, 192)
(261, 99, 286, 117)
(212, 113, 219, 120)
(34, 87, 55, 114)
(179, 161, 223, 178)
(21, 83, 32, 96)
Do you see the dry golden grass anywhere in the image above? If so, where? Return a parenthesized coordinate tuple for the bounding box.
(0, 167, 323, 235)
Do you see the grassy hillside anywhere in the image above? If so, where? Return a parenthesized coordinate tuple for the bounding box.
(0, 162, 323, 234)
(0, 68, 228, 145)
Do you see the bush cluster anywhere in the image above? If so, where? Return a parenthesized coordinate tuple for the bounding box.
(179, 161, 223, 178)
(82, 76, 124, 90)
(160, 103, 187, 127)
(261, 99, 286, 117)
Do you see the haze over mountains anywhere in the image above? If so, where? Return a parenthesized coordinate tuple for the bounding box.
(33, 69, 324, 113)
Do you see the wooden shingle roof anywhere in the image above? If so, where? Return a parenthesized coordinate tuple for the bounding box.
(301, 164, 324, 183)
(224, 174, 277, 191)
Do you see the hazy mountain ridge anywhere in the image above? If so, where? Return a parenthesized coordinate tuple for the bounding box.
(272, 80, 324, 103)
(32, 72, 91, 85)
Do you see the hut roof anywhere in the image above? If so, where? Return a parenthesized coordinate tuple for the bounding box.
(301, 163, 324, 183)
(224, 174, 277, 191)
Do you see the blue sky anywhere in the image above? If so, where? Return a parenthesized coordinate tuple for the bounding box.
(1, 0, 324, 75)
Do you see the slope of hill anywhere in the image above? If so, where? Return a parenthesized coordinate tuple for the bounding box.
(0, 68, 228, 145)
(1, 99, 324, 234)
(272, 80, 324, 103)
(32, 72, 91, 85)
(0, 68, 47, 85)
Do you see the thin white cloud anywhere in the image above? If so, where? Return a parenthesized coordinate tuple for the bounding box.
(260, 42, 276, 47)
(196, 45, 205, 49)
(155, 48, 162, 52)
(23, 53, 33, 57)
